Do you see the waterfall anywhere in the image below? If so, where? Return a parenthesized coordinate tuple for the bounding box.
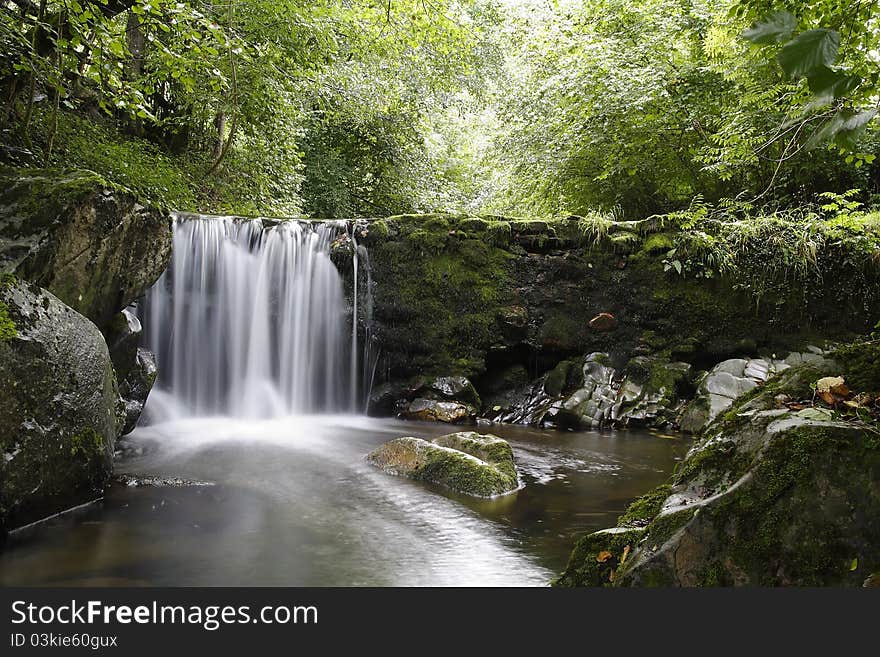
(140, 214, 373, 420)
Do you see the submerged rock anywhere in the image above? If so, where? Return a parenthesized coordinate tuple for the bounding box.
(399, 398, 478, 424)
(366, 431, 519, 497)
(0, 278, 120, 532)
(0, 168, 172, 328)
(557, 356, 880, 586)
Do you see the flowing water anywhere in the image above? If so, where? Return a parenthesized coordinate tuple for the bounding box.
(0, 215, 689, 586)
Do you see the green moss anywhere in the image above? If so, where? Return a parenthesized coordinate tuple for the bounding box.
(554, 528, 645, 587)
(618, 484, 672, 527)
(69, 428, 104, 458)
(832, 340, 880, 391)
(0, 300, 15, 340)
(709, 423, 880, 585)
(544, 360, 573, 396)
(640, 232, 675, 255)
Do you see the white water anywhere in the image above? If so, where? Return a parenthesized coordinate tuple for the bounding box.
(142, 215, 370, 419)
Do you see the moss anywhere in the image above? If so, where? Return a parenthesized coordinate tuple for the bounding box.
(543, 360, 573, 396)
(618, 484, 672, 527)
(0, 301, 15, 341)
(368, 219, 391, 239)
(832, 340, 880, 391)
(554, 528, 645, 587)
(639, 232, 675, 255)
(708, 423, 880, 585)
(69, 428, 104, 458)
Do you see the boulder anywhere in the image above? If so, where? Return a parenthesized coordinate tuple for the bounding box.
(0, 168, 172, 328)
(118, 348, 158, 435)
(0, 277, 120, 531)
(558, 356, 880, 586)
(366, 431, 519, 497)
(415, 375, 481, 408)
(399, 398, 477, 424)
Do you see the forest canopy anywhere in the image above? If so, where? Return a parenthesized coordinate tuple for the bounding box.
(1, 0, 878, 218)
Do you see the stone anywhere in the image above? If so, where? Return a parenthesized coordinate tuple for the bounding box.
(104, 308, 142, 379)
(588, 312, 618, 332)
(0, 278, 120, 532)
(416, 375, 481, 408)
(366, 431, 519, 497)
(399, 398, 477, 424)
(559, 355, 880, 586)
(118, 348, 158, 435)
(0, 169, 172, 328)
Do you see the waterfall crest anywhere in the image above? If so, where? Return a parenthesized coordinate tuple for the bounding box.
(141, 215, 372, 419)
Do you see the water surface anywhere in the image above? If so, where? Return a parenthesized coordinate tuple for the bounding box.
(0, 417, 688, 586)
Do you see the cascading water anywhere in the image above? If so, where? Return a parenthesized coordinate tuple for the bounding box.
(140, 214, 374, 420)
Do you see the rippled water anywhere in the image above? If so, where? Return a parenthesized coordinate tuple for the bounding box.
(0, 417, 688, 586)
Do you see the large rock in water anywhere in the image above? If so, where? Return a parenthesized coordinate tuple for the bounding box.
(556, 354, 880, 586)
(399, 398, 478, 424)
(0, 168, 172, 328)
(0, 277, 120, 531)
(366, 432, 519, 497)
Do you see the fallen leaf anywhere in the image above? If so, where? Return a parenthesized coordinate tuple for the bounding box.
(596, 550, 613, 563)
(830, 383, 850, 396)
(818, 390, 836, 405)
(816, 376, 845, 393)
(843, 400, 861, 409)
(796, 407, 834, 421)
(621, 544, 631, 565)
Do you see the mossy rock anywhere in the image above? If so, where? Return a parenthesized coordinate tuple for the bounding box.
(554, 527, 646, 587)
(0, 278, 120, 532)
(0, 167, 172, 328)
(366, 432, 520, 498)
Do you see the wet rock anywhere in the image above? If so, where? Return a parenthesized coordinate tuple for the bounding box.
(678, 356, 791, 433)
(367, 381, 412, 416)
(0, 278, 120, 532)
(416, 375, 481, 408)
(118, 349, 158, 435)
(104, 309, 142, 379)
(399, 398, 477, 424)
(366, 431, 519, 497)
(559, 356, 880, 586)
(113, 474, 214, 488)
(588, 312, 618, 332)
(0, 168, 172, 328)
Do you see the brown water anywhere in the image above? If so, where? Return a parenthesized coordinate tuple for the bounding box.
(0, 416, 688, 586)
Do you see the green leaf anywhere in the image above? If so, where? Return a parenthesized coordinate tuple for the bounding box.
(850, 557, 858, 571)
(777, 29, 840, 78)
(743, 11, 797, 44)
(806, 66, 861, 102)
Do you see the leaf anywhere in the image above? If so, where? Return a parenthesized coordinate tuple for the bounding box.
(743, 11, 798, 45)
(806, 109, 878, 151)
(596, 550, 613, 563)
(620, 544, 631, 565)
(806, 66, 861, 103)
(816, 376, 845, 394)
(796, 407, 834, 421)
(777, 29, 840, 78)
(850, 557, 858, 571)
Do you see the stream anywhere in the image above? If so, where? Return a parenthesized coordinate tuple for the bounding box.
(0, 416, 687, 586)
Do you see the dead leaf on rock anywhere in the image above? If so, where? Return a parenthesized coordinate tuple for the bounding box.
(596, 550, 613, 563)
(816, 376, 845, 394)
